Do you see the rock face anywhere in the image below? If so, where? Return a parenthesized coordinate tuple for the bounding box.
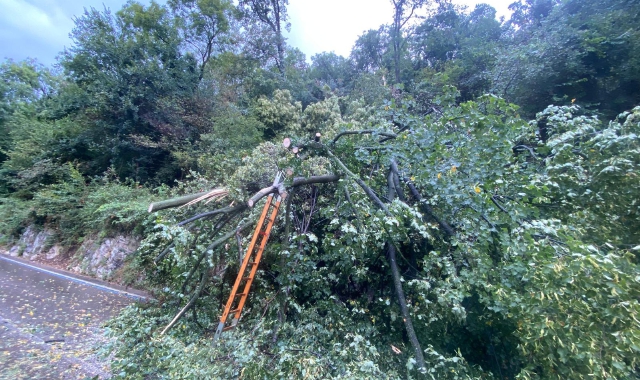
(2, 225, 139, 281)
(73, 235, 139, 280)
(6, 225, 60, 261)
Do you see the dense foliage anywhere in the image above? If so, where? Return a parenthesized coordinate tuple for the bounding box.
(1, 0, 639, 378)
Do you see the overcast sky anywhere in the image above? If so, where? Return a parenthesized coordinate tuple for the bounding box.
(0, 0, 513, 67)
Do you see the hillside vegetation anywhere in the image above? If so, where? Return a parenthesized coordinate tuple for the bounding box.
(1, 0, 639, 378)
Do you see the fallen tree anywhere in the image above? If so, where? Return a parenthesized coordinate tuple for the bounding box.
(125, 102, 640, 379)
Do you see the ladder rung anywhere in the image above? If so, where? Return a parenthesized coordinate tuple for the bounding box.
(235, 293, 247, 297)
(242, 277, 253, 281)
(222, 326, 235, 332)
(229, 308, 240, 314)
(247, 262, 257, 265)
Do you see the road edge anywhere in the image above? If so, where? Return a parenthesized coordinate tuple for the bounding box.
(0, 253, 152, 301)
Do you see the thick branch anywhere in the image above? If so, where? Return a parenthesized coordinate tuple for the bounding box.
(247, 175, 341, 208)
(291, 174, 340, 187)
(326, 149, 388, 212)
(284, 187, 295, 245)
(327, 147, 425, 369)
(236, 232, 244, 263)
(389, 160, 406, 202)
(148, 191, 210, 213)
(332, 130, 397, 145)
(405, 180, 455, 237)
(154, 242, 175, 264)
(386, 242, 426, 371)
(247, 185, 283, 208)
(162, 270, 209, 335)
(387, 170, 397, 201)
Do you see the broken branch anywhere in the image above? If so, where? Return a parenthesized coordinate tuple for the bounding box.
(148, 191, 211, 213)
(162, 270, 210, 335)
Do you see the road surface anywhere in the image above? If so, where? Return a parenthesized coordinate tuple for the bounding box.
(0, 255, 144, 379)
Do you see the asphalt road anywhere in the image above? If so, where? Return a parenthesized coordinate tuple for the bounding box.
(0, 255, 142, 379)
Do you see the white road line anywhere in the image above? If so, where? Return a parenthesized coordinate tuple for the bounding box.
(0, 255, 148, 300)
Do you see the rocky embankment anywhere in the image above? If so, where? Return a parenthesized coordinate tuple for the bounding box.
(1, 225, 140, 284)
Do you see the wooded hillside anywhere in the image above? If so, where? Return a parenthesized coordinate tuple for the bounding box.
(1, 0, 639, 378)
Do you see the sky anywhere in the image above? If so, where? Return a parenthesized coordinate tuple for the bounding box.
(0, 0, 513, 67)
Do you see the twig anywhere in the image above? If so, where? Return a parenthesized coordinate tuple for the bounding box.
(491, 195, 524, 227)
(513, 145, 538, 159)
(465, 205, 496, 229)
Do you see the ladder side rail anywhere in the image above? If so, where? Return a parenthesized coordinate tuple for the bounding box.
(230, 196, 283, 322)
(215, 195, 273, 336)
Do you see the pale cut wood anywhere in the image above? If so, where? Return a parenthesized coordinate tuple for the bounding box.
(179, 188, 228, 209)
(148, 191, 210, 213)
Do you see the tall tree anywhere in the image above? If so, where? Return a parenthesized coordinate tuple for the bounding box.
(61, 2, 200, 181)
(238, 0, 290, 75)
(410, 3, 501, 101)
(351, 27, 391, 75)
(0, 59, 58, 164)
(494, 0, 640, 118)
(169, 0, 236, 80)
(309, 52, 355, 97)
(389, 0, 430, 84)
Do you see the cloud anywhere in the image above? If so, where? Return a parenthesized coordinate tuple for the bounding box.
(0, 0, 72, 64)
(286, 0, 392, 59)
(0, 0, 151, 66)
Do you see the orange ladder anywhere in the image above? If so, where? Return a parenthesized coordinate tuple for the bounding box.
(214, 181, 285, 341)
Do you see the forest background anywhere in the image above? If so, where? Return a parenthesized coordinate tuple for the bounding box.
(1, 0, 639, 378)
